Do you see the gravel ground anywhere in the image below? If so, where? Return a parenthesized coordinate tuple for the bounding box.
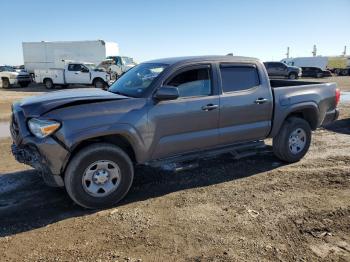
(0, 80, 349, 261)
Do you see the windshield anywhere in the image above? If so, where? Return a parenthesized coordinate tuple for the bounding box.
(121, 57, 135, 65)
(108, 63, 168, 97)
(85, 64, 97, 70)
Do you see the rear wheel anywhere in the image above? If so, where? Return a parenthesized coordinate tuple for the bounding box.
(273, 117, 311, 163)
(64, 143, 134, 209)
(2, 78, 10, 89)
(44, 78, 54, 89)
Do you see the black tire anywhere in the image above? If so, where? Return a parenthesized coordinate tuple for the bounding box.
(44, 78, 54, 89)
(316, 72, 323, 78)
(273, 117, 311, 163)
(19, 82, 30, 87)
(93, 78, 106, 89)
(64, 143, 134, 209)
(288, 72, 298, 80)
(2, 78, 10, 89)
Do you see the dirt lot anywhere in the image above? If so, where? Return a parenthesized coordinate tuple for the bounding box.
(0, 79, 349, 261)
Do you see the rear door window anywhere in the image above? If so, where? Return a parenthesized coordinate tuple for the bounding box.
(220, 65, 260, 92)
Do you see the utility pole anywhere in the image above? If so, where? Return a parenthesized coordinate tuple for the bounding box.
(312, 45, 317, 57)
(342, 46, 347, 56)
(286, 47, 290, 58)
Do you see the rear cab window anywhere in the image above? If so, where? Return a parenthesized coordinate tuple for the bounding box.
(219, 64, 260, 93)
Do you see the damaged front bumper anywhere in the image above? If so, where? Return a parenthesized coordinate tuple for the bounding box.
(10, 106, 68, 187)
(11, 143, 65, 187)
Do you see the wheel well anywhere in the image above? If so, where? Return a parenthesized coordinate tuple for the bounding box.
(43, 78, 52, 83)
(93, 77, 104, 84)
(1, 77, 9, 81)
(70, 134, 136, 164)
(286, 108, 318, 130)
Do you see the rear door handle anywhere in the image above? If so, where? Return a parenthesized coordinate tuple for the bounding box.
(255, 98, 268, 104)
(202, 104, 219, 111)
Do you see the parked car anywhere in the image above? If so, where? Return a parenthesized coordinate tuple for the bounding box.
(0, 65, 31, 88)
(34, 62, 110, 89)
(11, 56, 340, 209)
(301, 67, 332, 78)
(264, 61, 302, 79)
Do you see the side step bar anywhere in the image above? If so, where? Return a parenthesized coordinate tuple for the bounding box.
(146, 140, 267, 172)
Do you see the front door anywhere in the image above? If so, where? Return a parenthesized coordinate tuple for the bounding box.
(65, 64, 91, 84)
(218, 64, 273, 145)
(148, 64, 220, 159)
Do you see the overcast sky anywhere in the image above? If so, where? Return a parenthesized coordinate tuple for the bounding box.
(1, 0, 349, 65)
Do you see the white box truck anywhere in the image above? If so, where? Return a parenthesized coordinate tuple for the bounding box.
(23, 40, 119, 74)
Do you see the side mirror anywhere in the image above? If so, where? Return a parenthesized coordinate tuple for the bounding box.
(154, 86, 179, 101)
(81, 67, 89, 73)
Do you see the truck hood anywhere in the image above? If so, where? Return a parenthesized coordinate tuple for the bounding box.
(18, 88, 128, 118)
(289, 66, 301, 71)
(17, 71, 30, 76)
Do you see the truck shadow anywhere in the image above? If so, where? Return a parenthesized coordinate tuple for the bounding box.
(323, 118, 350, 135)
(0, 148, 285, 237)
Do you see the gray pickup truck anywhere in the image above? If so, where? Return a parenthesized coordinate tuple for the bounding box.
(10, 56, 340, 209)
(264, 61, 302, 79)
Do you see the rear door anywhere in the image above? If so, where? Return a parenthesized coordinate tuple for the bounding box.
(218, 63, 273, 145)
(148, 64, 220, 159)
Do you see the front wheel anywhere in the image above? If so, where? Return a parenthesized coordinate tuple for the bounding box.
(288, 73, 297, 80)
(273, 117, 311, 163)
(64, 143, 134, 209)
(93, 78, 106, 89)
(316, 72, 323, 78)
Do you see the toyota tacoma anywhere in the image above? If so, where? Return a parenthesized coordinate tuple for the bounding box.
(10, 56, 340, 209)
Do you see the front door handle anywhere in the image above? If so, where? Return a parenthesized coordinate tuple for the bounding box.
(255, 98, 268, 104)
(202, 104, 219, 111)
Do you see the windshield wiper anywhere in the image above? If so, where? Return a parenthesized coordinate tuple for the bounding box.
(109, 90, 133, 97)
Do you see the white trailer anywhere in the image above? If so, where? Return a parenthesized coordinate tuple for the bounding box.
(23, 40, 119, 74)
(281, 56, 350, 75)
(281, 57, 329, 70)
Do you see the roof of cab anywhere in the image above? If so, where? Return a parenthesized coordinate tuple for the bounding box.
(145, 55, 259, 65)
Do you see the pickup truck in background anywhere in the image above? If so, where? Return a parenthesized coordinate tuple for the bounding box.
(301, 67, 332, 78)
(10, 56, 340, 209)
(264, 61, 302, 79)
(98, 56, 137, 80)
(34, 62, 110, 89)
(0, 65, 31, 88)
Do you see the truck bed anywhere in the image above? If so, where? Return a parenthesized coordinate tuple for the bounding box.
(270, 79, 322, 88)
(34, 68, 65, 84)
(269, 79, 338, 137)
